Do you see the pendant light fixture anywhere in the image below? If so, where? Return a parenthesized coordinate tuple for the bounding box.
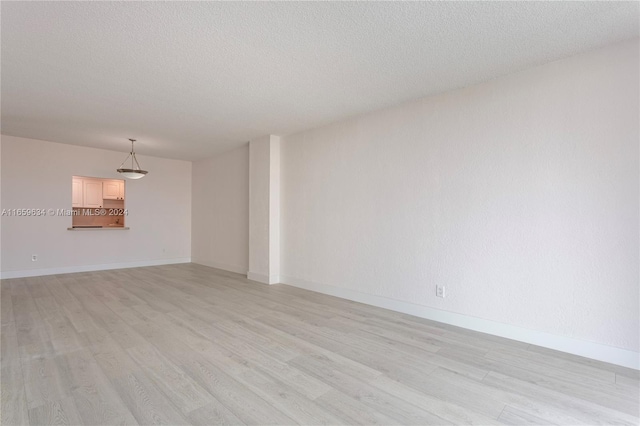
(117, 138, 148, 179)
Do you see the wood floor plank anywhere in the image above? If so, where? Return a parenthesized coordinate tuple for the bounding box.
(187, 401, 246, 426)
(101, 299, 144, 328)
(45, 279, 82, 308)
(314, 389, 399, 425)
(369, 374, 503, 425)
(483, 371, 639, 425)
(502, 401, 582, 426)
(211, 319, 301, 362)
(126, 344, 214, 415)
(27, 397, 84, 426)
(290, 354, 452, 425)
(1, 322, 20, 368)
(107, 322, 149, 350)
(1, 363, 30, 426)
(13, 295, 44, 329)
(486, 347, 617, 384)
(34, 296, 63, 321)
(111, 370, 187, 425)
(60, 349, 138, 425)
(179, 356, 297, 425)
(16, 322, 49, 351)
(2, 286, 15, 325)
(335, 309, 490, 358)
(198, 325, 332, 401)
(116, 284, 180, 314)
(88, 339, 142, 379)
(438, 346, 639, 410)
(259, 313, 442, 383)
(61, 301, 105, 333)
(17, 322, 58, 362)
(43, 316, 87, 355)
(25, 277, 53, 299)
(335, 316, 444, 354)
(166, 308, 220, 334)
(239, 317, 384, 381)
(234, 368, 342, 424)
(483, 350, 638, 414)
(21, 355, 73, 409)
(616, 373, 640, 389)
(498, 404, 559, 425)
(526, 344, 640, 380)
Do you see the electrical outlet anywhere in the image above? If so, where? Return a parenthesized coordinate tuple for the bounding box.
(436, 285, 445, 298)
(31, 254, 38, 262)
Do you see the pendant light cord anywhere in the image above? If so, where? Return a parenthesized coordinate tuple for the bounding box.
(118, 139, 143, 171)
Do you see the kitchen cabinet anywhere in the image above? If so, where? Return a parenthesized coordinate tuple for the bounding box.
(72, 178, 83, 207)
(103, 180, 125, 200)
(83, 179, 103, 208)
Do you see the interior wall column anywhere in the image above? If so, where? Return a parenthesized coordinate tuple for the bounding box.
(247, 134, 280, 284)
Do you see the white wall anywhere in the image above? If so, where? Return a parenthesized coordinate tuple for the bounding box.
(0, 135, 192, 277)
(191, 144, 249, 274)
(248, 135, 281, 284)
(280, 40, 639, 359)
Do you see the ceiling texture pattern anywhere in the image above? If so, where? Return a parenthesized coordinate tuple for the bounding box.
(2, 2, 638, 160)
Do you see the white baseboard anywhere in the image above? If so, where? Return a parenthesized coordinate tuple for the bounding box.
(191, 259, 247, 275)
(247, 271, 279, 285)
(280, 275, 639, 370)
(0, 258, 191, 279)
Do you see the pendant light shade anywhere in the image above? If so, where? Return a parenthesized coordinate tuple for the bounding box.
(118, 170, 147, 179)
(117, 139, 148, 179)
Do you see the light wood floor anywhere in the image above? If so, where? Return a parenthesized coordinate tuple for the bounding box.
(1, 264, 638, 425)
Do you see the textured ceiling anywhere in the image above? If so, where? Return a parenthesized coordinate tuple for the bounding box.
(2, 2, 638, 161)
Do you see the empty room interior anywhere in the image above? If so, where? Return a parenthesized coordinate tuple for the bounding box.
(1, 2, 639, 425)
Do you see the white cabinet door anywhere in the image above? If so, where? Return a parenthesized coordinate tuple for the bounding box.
(83, 179, 103, 208)
(72, 178, 83, 207)
(103, 180, 125, 200)
(118, 180, 125, 200)
(103, 180, 120, 200)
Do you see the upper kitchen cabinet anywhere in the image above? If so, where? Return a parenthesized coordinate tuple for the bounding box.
(72, 177, 84, 207)
(83, 179, 104, 208)
(72, 176, 125, 208)
(103, 179, 125, 200)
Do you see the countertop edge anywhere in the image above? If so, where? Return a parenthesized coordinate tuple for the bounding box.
(67, 227, 130, 231)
